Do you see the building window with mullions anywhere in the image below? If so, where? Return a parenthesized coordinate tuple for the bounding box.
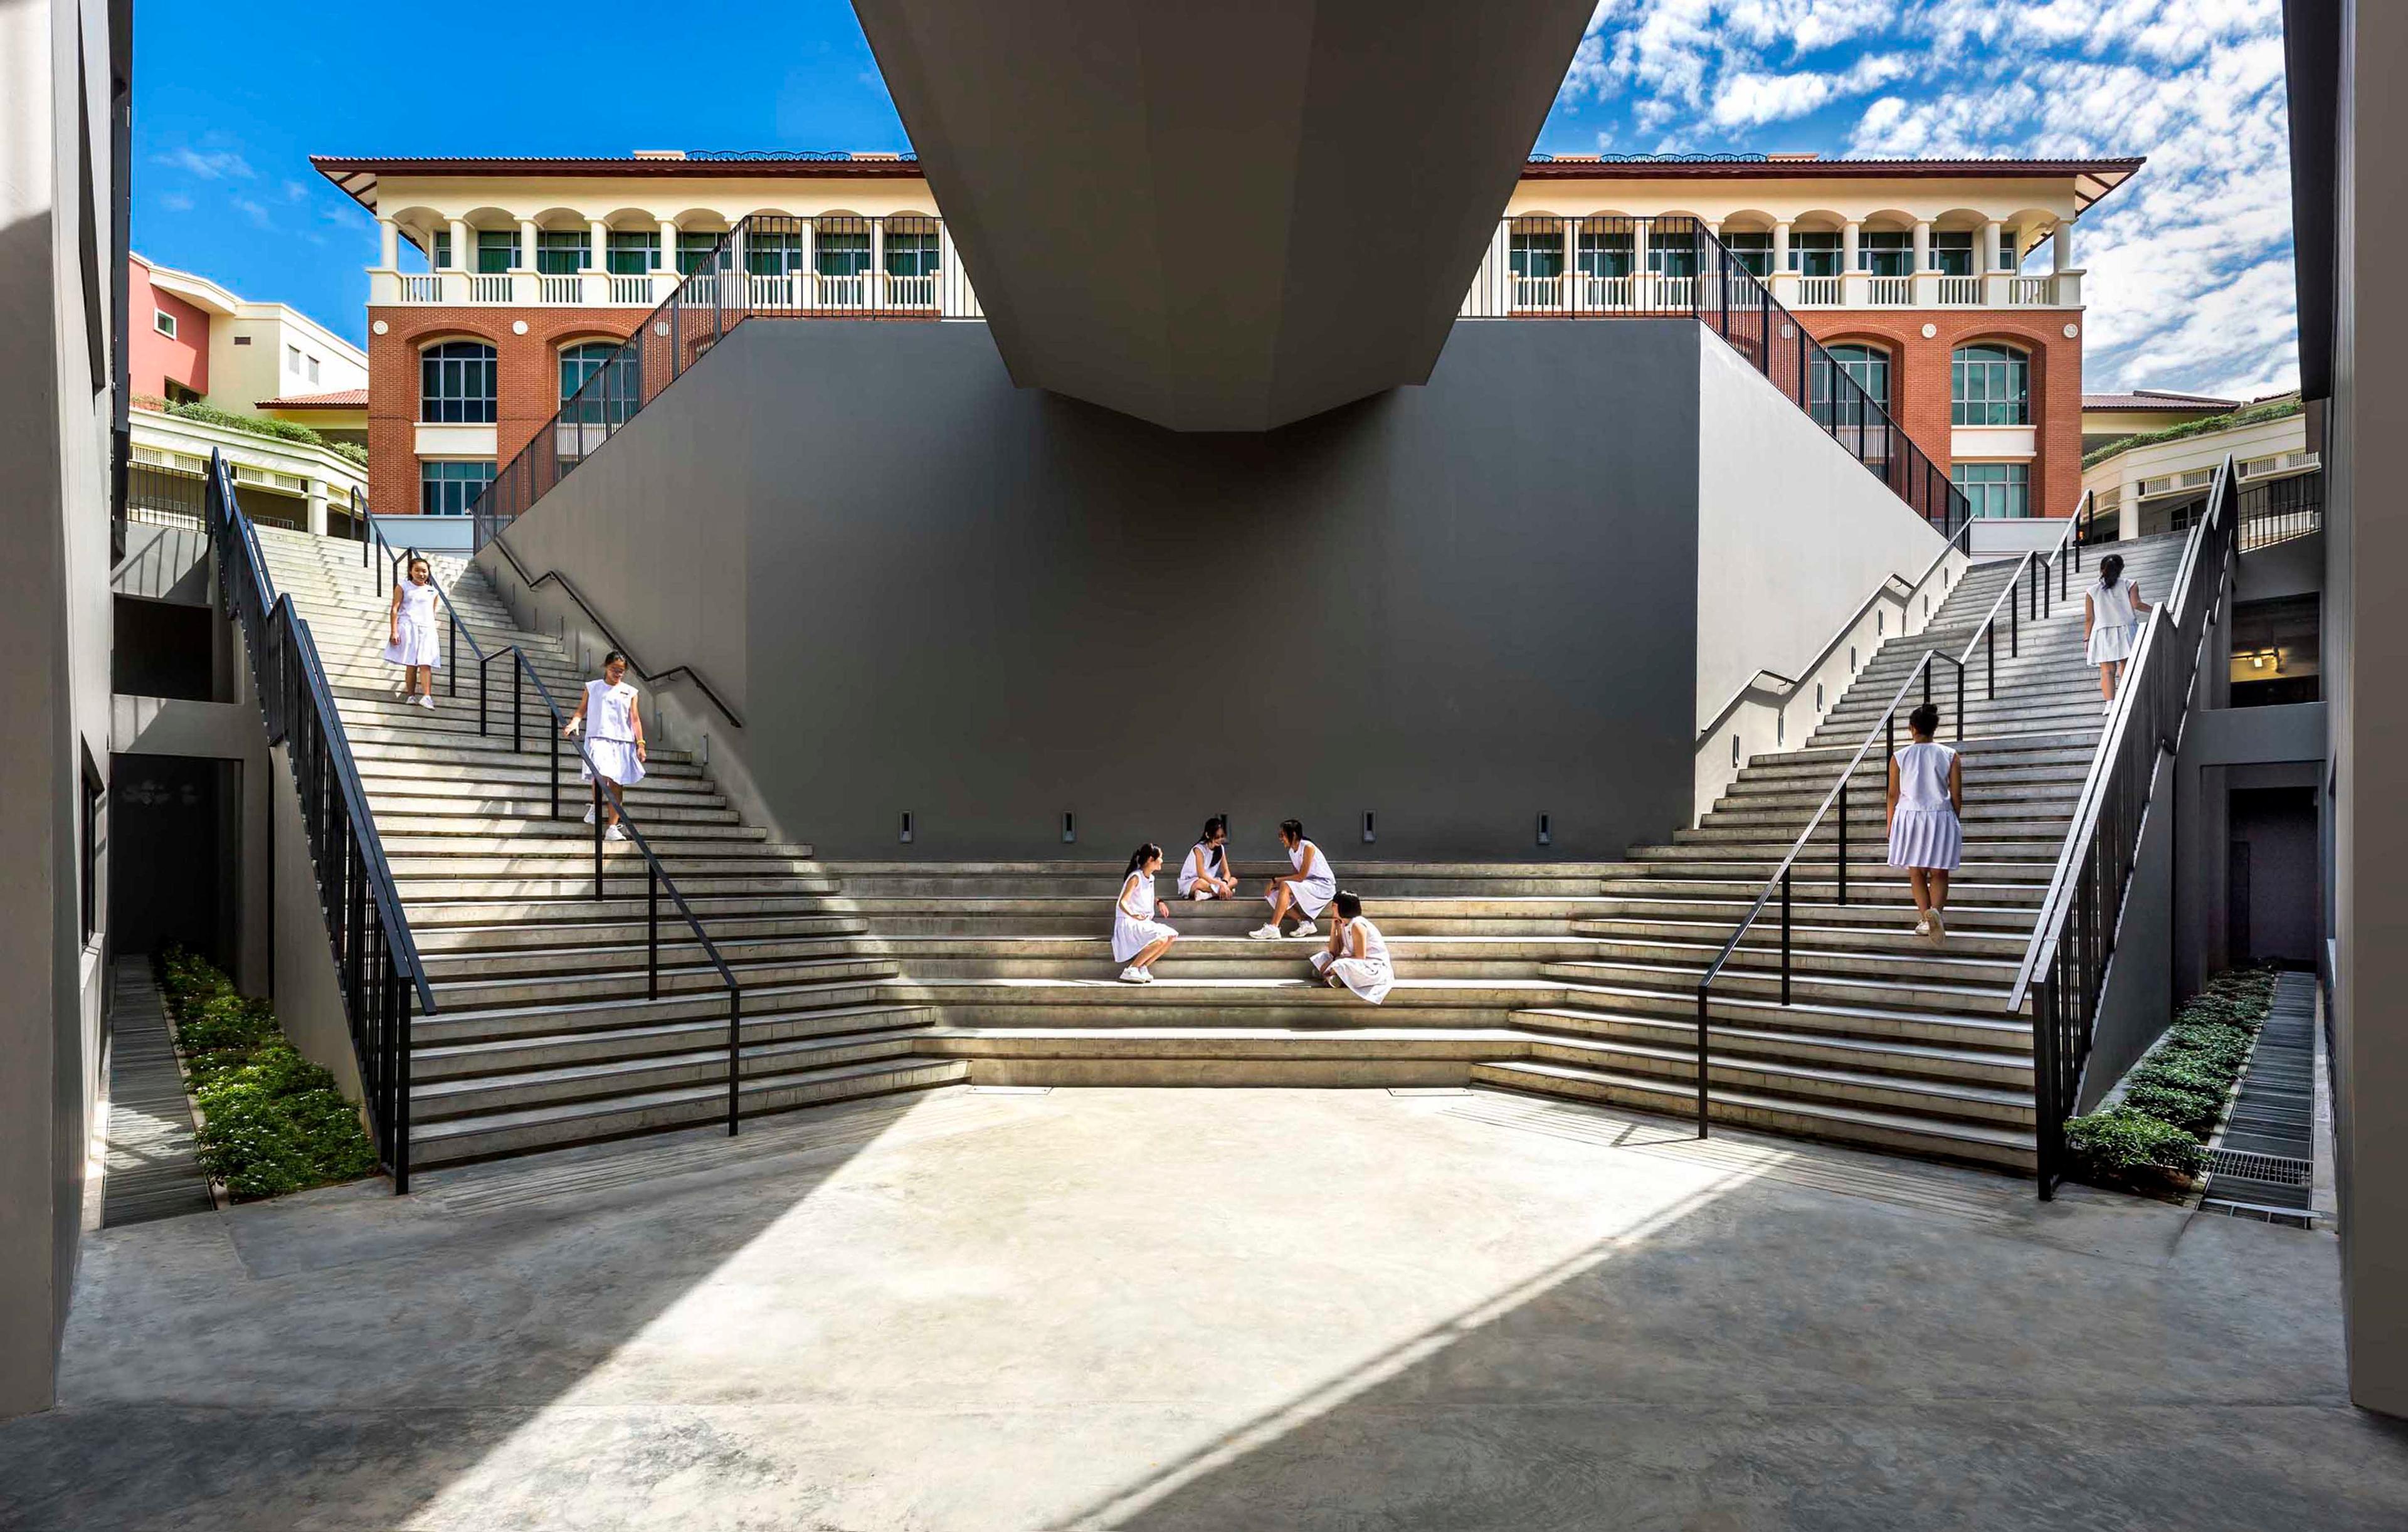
(420, 460, 495, 517)
(1951, 462, 2030, 519)
(606, 230, 659, 275)
(420, 339, 496, 423)
(1951, 342, 2030, 425)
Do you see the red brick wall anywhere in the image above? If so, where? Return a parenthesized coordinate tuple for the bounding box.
(1798, 310, 2083, 522)
(366, 308, 640, 516)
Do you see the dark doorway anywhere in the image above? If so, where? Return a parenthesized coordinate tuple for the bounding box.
(2228, 786, 2318, 967)
(112, 593, 218, 700)
(108, 754, 240, 968)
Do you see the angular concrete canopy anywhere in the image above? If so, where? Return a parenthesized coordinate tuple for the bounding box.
(853, 0, 1595, 432)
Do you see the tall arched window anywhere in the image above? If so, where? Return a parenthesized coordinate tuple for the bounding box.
(560, 341, 638, 426)
(1951, 342, 2030, 425)
(420, 340, 496, 423)
(1810, 342, 1891, 430)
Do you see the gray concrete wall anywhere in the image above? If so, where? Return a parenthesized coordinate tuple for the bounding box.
(107, 693, 274, 995)
(2173, 702, 2330, 995)
(2323, 0, 2408, 1418)
(493, 319, 1710, 860)
(0, 0, 126, 1420)
(2078, 749, 2177, 1114)
(1692, 330, 1951, 732)
(265, 741, 365, 1103)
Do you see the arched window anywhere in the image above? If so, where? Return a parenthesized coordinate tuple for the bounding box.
(1952, 342, 2029, 426)
(420, 340, 495, 423)
(560, 341, 638, 426)
(1812, 342, 1891, 417)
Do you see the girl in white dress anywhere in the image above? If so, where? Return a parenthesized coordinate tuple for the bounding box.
(2084, 552, 2152, 711)
(1886, 702, 1964, 944)
(1112, 844, 1179, 983)
(382, 556, 442, 709)
(1309, 890, 1395, 1004)
(1252, 818, 1336, 939)
(562, 651, 648, 844)
(1179, 816, 1238, 900)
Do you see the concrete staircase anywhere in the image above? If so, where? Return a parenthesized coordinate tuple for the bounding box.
(251, 522, 2187, 1180)
(1478, 532, 2192, 1169)
(825, 535, 2189, 1175)
(251, 527, 963, 1166)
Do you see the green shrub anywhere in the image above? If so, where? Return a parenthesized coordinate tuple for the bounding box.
(2129, 1055, 2229, 1098)
(2064, 1106, 2209, 1183)
(152, 951, 379, 1202)
(2120, 1079, 2223, 1137)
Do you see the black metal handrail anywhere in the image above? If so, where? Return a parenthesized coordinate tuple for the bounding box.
(470, 213, 978, 550)
(1688, 526, 2069, 1138)
(206, 449, 432, 1192)
(2015, 458, 2239, 1196)
(1466, 214, 1973, 538)
(358, 489, 749, 1136)
(479, 525, 746, 731)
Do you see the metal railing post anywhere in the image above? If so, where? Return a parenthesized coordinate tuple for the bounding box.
(1779, 868, 1792, 1006)
(1693, 988, 1709, 1139)
(648, 861, 660, 1001)
(1837, 782, 1849, 904)
(727, 985, 744, 1138)
(593, 781, 605, 898)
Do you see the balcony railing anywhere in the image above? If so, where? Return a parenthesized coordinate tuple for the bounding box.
(1464, 216, 1970, 537)
(375, 214, 983, 316)
(1471, 218, 2081, 315)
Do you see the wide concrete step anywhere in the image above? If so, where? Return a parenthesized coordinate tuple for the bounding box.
(1521, 1034, 2034, 1127)
(418, 931, 871, 983)
(411, 973, 906, 1047)
(1543, 980, 2030, 1050)
(1578, 914, 2029, 960)
(1580, 932, 2019, 988)
(1469, 1062, 2034, 1171)
(407, 1054, 968, 1166)
(428, 953, 895, 1012)
(1543, 957, 2014, 1015)
(380, 823, 770, 852)
(1514, 1007, 2030, 1088)
(403, 892, 852, 928)
(414, 1027, 932, 1119)
(413, 912, 867, 954)
(386, 848, 822, 879)
(917, 1025, 1531, 1086)
(845, 894, 1614, 938)
(413, 1001, 931, 1084)
(1583, 895, 2039, 935)
(393, 872, 843, 901)
(892, 975, 1556, 1029)
(1597, 867, 2054, 894)
(372, 800, 742, 828)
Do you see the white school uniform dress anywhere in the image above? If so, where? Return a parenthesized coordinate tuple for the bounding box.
(1270, 839, 1338, 921)
(1179, 842, 1228, 898)
(1886, 742, 1963, 872)
(382, 581, 442, 669)
(578, 679, 647, 786)
(1311, 917, 1395, 1004)
(2086, 577, 2141, 665)
(1112, 871, 1179, 963)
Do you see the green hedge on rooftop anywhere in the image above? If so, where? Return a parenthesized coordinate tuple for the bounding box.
(157, 948, 379, 1200)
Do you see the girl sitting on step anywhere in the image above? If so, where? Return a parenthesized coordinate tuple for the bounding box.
(381, 554, 441, 710)
(1886, 701, 1963, 945)
(1113, 844, 1180, 984)
(1252, 819, 1336, 941)
(1179, 816, 1238, 900)
(2084, 552, 2152, 712)
(564, 651, 647, 845)
(1309, 890, 1394, 1005)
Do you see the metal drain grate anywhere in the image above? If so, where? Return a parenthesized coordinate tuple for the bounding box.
(2205, 1148, 2311, 1187)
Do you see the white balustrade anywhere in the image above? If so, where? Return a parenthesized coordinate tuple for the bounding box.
(746, 271, 796, 309)
(885, 272, 937, 309)
(815, 272, 871, 310)
(1576, 274, 1635, 311)
(1867, 275, 1913, 306)
(1795, 275, 1842, 306)
(466, 273, 513, 304)
(2007, 275, 2054, 305)
(1936, 275, 1980, 305)
(1656, 275, 1696, 310)
(1511, 273, 1565, 312)
(537, 273, 584, 305)
(606, 274, 652, 305)
(398, 273, 443, 304)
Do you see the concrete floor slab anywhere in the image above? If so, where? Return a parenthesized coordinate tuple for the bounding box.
(3, 1087, 2402, 1530)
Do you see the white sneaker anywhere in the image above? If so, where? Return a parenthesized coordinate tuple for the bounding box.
(603, 824, 627, 843)
(1119, 965, 1148, 984)
(583, 805, 597, 825)
(1928, 911, 1947, 944)
(1913, 916, 1931, 938)
(418, 694, 436, 710)
(2103, 699, 2115, 714)
(1291, 922, 1316, 939)
(1249, 923, 1284, 939)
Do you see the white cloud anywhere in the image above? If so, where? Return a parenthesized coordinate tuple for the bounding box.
(158, 191, 193, 213)
(153, 146, 253, 180)
(1555, 0, 2296, 395)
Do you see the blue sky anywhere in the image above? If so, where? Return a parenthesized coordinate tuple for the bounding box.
(136, 0, 2294, 396)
